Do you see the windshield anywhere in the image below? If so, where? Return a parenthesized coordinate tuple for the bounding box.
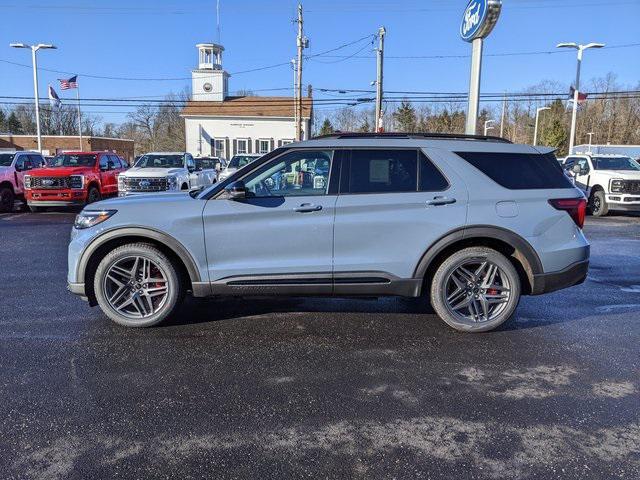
(228, 155, 258, 169)
(50, 154, 97, 167)
(0, 153, 16, 167)
(134, 154, 185, 169)
(592, 156, 640, 171)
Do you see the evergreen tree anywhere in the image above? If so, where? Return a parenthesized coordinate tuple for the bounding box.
(0, 109, 5, 132)
(319, 118, 334, 136)
(393, 101, 417, 132)
(6, 112, 23, 134)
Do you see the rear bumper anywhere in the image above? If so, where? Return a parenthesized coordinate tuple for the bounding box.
(531, 260, 589, 295)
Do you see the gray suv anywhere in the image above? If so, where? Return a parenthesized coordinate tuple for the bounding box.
(68, 133, 590, 332)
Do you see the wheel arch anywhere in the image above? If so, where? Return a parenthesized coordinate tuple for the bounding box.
(78, 227, 202, 305)
(413, 226, 543, 296)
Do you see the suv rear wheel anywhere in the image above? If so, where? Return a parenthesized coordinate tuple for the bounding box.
(94, 243, 185, 327)
(430, 247, 521, 332)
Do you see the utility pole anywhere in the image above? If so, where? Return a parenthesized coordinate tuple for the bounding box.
(291, 58, 297, 139)
(295, 4, 307, 141)
(533, 107, 550, 146)
(375, 27, 386, 133)
(500, 92, 506, 138)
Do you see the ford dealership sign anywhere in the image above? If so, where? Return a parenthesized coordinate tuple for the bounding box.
(460, 0, 502, 42)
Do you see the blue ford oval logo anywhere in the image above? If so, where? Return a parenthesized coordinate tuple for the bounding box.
(42, 179, 55, 186)
(461, 0, 487, 41)
(461, 0, 501, 42)
(139, 179, 151, 188)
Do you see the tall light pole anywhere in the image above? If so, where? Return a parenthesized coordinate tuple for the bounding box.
(533, 106, 550, 146)
(587, 132, 595, 153)
(375, 27, 386, 133)
(556, 42, 605, 154)
(484, 119, 495, 136)
(10, 43, 57, 152)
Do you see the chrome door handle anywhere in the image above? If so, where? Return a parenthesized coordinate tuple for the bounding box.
(294, 203, 323, 213)
(426, 196, 457, 206)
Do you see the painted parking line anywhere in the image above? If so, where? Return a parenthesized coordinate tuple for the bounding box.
(1, 213, 27, 221)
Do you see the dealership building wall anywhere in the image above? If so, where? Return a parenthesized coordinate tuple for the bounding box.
(0, 135, 135, 163)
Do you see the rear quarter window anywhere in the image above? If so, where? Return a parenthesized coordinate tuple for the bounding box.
(455, 151, 574, 189)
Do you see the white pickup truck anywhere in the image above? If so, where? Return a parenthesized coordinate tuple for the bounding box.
(118, 152, 216, 196)
(0, 150, 47, 212)
(563, 153, 640, 216)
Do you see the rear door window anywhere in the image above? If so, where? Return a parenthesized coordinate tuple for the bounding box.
(347, 149, 418, 194)
(455, 151, 574, 189)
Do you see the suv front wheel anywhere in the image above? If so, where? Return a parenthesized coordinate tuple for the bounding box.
(94, 243, 185, 327)
(430, 247, 521, 332)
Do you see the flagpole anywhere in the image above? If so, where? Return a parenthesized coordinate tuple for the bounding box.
(76, 78, 83, 151)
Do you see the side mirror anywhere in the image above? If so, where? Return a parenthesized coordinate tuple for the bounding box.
(187, 165, 195, 173)
(107, 160, 115, 170)
(225, 180, 246, 199)
(572, 164, 582, 175)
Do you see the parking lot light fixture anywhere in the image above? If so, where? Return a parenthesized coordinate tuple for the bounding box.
(10, 42, 57, 152)
(484, 119, 496, 136)
(533, 107, 551, 146)
(556, 42, 605, 154)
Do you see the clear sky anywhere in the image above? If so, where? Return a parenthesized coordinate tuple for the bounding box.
(1, 0, 639, 124)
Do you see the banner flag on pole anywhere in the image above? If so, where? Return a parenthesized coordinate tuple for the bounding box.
(48, 85, 61, 109)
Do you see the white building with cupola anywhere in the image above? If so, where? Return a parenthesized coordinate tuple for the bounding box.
(182, 43, 312, 160)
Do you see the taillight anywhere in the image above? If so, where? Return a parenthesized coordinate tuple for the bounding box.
(549, 198, 587, 229)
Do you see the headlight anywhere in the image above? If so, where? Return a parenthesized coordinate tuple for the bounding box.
(167, 175, 178, 190)
(117, 175, 126, 190)
(24, 175, 31, 189)
(610, 179, 626, 193)
(74, 210, 117, 229)
(70, 175, 84, 189)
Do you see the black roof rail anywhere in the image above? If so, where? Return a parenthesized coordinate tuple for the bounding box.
(312, 132, 512, 143)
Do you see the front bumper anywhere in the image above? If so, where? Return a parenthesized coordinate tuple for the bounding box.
(531, 260, 589, 295)
(27, 189, 87, 206)
(606, 194, 640, 210)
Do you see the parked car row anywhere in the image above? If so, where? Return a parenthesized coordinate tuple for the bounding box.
(0, 150, 264, 212)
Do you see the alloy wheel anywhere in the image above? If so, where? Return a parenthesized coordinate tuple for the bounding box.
(444, 259, 511, 325)
(102, 255, 170, 320)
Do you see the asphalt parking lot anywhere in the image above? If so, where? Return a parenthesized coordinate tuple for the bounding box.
(1, 211, 639, 479)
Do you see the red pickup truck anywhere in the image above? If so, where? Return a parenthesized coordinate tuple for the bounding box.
(24, 151, 128, 211)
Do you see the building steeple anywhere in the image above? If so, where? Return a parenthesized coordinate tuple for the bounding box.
(192, 43, 229, 102)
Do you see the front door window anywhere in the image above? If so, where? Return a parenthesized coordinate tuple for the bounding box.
(243, 150, 333, 197)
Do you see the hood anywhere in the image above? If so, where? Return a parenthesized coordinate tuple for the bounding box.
(27, 166, 91, 176)
(91, 191, 192, 208)
(594, 170, 640, 181)
(121, 167, 186, 178)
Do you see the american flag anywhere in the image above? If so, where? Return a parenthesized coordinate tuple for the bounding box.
(58, 75, 78, 90)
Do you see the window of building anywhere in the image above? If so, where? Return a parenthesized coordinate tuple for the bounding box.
(244, 150, 333, 198)
(236, 139, 248, 155)
(213, 139, 225, 159)
(259, 139, 271, 154)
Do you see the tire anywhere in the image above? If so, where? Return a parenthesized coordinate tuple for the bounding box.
(86, 186, 101, 205)
(181, 183, 189, 190)
(589, 190, 609, 217)
(430, 247, 521, 333)
(0, 187, 14, 213)
(93, 242, 185, 327)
